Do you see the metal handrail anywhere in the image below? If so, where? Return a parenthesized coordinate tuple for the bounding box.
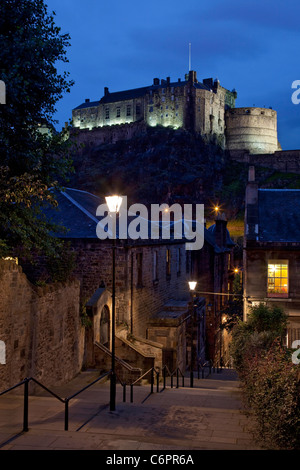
(0, 370, 113, 432)
(162, 365, 185, 390)
(197, 359, 212, 379)
(130, 367, 159, 403)
(64, 370, 112, 430)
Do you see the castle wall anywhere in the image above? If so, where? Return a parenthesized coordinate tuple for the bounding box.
(146, 83, 185, 129)
(70, 121, 148, 148)
(229, 149, 300, 174)
(72, 71, 237, 141)
(225, 107, 278, 154)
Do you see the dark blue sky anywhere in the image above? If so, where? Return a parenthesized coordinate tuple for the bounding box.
(47, 0, 300, 150)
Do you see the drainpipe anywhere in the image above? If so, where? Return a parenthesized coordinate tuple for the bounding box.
(130, 252, 134, 334)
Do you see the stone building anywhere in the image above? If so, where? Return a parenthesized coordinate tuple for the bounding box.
(43, 188, 206, 378)
(72, 70, 237, 147)
(243, 166, 300, 345)
(191, 214, 235, 364)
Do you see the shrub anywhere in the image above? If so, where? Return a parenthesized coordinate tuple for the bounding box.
(241, 341, 300, 450)
(230, 303, 300, 449)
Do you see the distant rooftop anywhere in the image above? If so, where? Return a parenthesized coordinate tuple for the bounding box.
(258, 189, 300, 243)
(42, 188, 234, 251)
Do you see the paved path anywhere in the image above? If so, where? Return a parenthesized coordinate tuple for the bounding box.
(0, 369, 260, 451)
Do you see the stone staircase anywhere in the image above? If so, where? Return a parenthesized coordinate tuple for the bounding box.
(0, 367, 260, 450)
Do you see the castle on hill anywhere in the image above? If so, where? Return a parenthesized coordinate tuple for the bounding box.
(72, 70, 280, 155)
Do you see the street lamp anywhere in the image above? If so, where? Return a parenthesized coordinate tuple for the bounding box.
(188, 281, 197, 388)
(106, 195, 123, 412)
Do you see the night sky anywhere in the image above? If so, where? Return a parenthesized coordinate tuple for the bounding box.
(47, 0, 300, 150)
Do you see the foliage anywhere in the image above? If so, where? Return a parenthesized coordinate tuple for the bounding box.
(221, 273, 243, 331)
(0, 0, 75, 277)
(230, 303, 287, 374)
(230, 303, 300, 449)
(241, 341, 300, 450)
(80, 299, 92, 328)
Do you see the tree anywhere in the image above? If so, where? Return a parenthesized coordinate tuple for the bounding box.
(230, 303, 288, 374)
(0, 0, 74, 266)
(221, 273, 243, 331)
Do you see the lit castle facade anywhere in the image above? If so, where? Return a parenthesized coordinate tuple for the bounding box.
(72, 70, 280, 154)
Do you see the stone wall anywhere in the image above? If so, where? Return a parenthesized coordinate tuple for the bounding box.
(0, 259, 83, 391)
(71, 239, 189, 338)
(71, 70, 236, 142)
(225, 107, 278, 154)
(229, 149, 300, 174)
(71, 121, 147, 149)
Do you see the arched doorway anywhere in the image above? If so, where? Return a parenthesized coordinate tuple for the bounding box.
(100, 305, 110, 348)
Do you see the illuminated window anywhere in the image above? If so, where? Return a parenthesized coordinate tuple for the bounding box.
(267, 261, 288, 298)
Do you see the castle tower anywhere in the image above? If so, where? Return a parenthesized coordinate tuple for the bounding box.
(225, 107, 280, 154)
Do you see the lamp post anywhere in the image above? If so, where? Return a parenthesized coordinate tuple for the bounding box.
(106, 195, 123, 412)
(188, 281, 197, 388)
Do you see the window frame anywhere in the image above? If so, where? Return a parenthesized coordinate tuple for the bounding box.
(267, 260, 289, 298)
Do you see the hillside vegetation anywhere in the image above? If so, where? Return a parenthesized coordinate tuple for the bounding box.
(68, 126, 300, 231)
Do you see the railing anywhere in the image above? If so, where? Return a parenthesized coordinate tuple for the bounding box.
(129, 367, 159, 403)
(0, 370, 114, 432)
(162, 365, 185, 390)
(197, 359, 213, 379)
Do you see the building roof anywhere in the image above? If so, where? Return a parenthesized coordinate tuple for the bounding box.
(207, 222, 235, 252)
(257, 189, 300, 243)
(42, 188, 208, 247)
(73, 76, 212, 111)
(43, 188, 103, 239)
(74, 100, 100, 110)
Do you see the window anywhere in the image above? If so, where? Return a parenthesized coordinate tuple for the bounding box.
(136, 104, 141, 115)
(116, 107, 120, 118)
(267, 261, 288, 297)
(153, 251, 158, 282)
(105, 107, 109, 119)
(137, 253, 143, 287)
(166, 249, 171, 277)
(126, 105, 131, 116)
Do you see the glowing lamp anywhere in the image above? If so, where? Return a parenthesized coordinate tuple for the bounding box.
(105, 195, 123, 213)
(188, 281, 197, 291)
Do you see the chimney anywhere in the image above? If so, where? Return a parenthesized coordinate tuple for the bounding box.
(203, 78, 214, 89)
(85, 98, 90, 103)
(104, 87, 109, 96)
(166, 77, 170, 85)
(245, 166, 259, 240)
(153, 78, 159, 86)
(188, 70, 197, 83)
